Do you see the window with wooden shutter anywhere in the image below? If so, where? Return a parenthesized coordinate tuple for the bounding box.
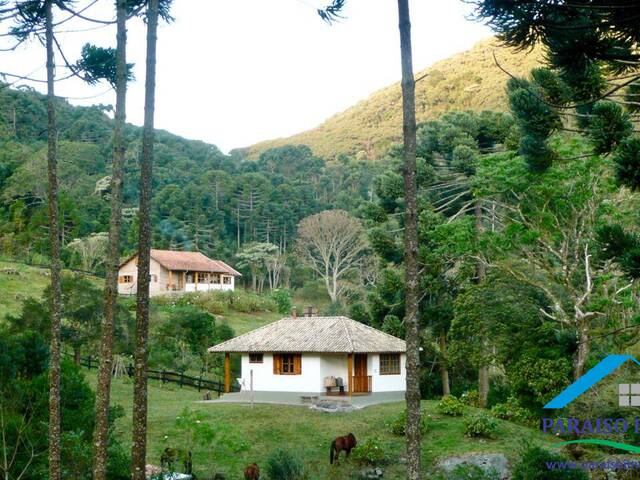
(273, 353, 301, 375)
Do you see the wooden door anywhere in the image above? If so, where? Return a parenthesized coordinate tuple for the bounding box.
(353, 354, 369, 393)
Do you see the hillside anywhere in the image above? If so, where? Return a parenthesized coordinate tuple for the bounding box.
(243, 38, 544, 159)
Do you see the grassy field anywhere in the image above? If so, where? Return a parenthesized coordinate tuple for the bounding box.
(83, 369, 556, 480)
(0, 260, 302, 335)
(0, 260, 64, 319)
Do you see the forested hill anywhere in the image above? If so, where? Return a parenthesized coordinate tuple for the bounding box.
(0, 85, 379, 270)
(242, 38, 543, 160)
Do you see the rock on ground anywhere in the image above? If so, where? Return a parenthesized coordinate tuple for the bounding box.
(309, 400, 359, 413)
(436, 453, 510, 479)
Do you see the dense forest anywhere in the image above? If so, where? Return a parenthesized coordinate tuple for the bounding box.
(2, 0, 640, 478)
(0, 84, 380, 277)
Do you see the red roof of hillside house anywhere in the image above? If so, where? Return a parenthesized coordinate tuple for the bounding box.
(120, 249, 241, 276)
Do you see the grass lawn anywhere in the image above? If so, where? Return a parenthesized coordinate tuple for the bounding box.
(84, 370, 556, 480)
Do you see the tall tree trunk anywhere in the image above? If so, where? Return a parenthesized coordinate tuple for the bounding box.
(45, 3, 62, 480)
(475, 201, 489, 408)
(439, 333, 450, 396)
(574, 319, 589, 380)
(131, 1, 159, 479)
(397, 1, 421, 478)
(92, 2, 127, 478)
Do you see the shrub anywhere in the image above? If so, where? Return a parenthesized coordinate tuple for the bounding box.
(351, 437, 388, 467)
(512, 445, 588, 479)
(265, 449, 305, 480)
(436, 395, 465, 416)
(491, 397, 533, 425)
(271, 289, 292, 314)
(464, 413, 498, 438)
(433, 464, 500, 480)
(389, 408, 429, 436)
(460, 390, 480, 407)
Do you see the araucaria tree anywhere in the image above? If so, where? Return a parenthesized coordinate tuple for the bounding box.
(132, 0, 160, 478)
(396, 0, 422, 477)
(295, 209, 367, 303)
(8, 1, 65, 478)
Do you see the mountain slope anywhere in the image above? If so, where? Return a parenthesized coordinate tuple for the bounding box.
(244, 38, 544, 160)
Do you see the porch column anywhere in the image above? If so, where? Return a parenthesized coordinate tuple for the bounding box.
(195, 271, 199, 291)
(347, 353, 353, 396)
(182, 271, 186, 289)
(224, 353, 231, 393)
(168, 270, 173, 290)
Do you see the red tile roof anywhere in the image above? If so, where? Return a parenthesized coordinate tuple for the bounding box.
(120, 249, 241, 276)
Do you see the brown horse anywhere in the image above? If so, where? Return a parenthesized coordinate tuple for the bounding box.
(244, 462, 260, 480)
(329, 433, 357, 465)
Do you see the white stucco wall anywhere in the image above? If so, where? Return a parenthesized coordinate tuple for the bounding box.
(238, 352, 406, 394)
(370, 353, 406, 392)
(239, 353, 322, 392)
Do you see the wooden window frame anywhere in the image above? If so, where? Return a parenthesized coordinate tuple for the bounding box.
(119, 275, 133, 284)
(222, 276, 232, 285)
(151, 274, 158, 283)
(379, 353, 401, 375)
(249, 353, 263, 364)
(273, 353, 301, 375)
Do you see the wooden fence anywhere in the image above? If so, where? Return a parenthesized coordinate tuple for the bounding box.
(78, 355, 239, 397)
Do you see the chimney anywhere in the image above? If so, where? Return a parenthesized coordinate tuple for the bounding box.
(291, 307, 297, 319)
(304, 306, 316, 317)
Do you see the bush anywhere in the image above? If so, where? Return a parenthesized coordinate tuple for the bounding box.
(271, 289, 292, 314)
(460, 390, 480, 407)
(389, 408, 429, 436)
(351, 437, 388, 467)
(265, 449, 305, 480)
(464, 413, 498, 438)
(436, 395, 465, 416)
(491, 397, 533, 425)
(512, 445, 588, 479)
(433, 463, 500, 480)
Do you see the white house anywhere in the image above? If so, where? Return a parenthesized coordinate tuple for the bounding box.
(208, 314, 406, 396)
(118, 249, 241, 297)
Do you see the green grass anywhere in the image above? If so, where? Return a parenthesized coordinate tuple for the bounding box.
(215, 310, 282, 335)
(0, 260, 91, 320)
(84, 370, 556, 480)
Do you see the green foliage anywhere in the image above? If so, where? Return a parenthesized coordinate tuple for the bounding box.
(490, 397, 533, 424)
(512, 445, 588, 480)
(436, 395, 465, 416)
(165, 408, 249, 463)
(597, 224, 640, 279)
(0, 331, 129, 479)
(75, 43, 134, 86)
(586, 102, 633, 154)
(381, 314, 405, 338)
(460, 390, 480, 407)
(271, 289, 292, 314)
(464, 412, 498, 438)
(350, 437, 389, 467)
(389, 408, 429, 436)
(614, 136, 640, 191)
(451, 144, 478, 176)
(265, 449, 305, 480)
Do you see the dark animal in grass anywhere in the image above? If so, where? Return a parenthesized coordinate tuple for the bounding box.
(329, 433, 357, 465)
(160, 447, 193, 475)
(244, 462, 260, 479)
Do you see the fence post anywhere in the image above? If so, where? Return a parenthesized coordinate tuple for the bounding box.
(161, 369, 165, 384)
(87, 355, 92, 370)
(198, 375, 202, 392)
(180, 371, 184, 388)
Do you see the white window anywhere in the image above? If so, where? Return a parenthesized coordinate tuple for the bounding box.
(618, 384, 640, 406)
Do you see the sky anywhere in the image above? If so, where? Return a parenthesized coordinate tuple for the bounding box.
(1, 1, 492, 153)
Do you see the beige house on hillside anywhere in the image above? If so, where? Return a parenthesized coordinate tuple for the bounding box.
(118, 249, 241, 296)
